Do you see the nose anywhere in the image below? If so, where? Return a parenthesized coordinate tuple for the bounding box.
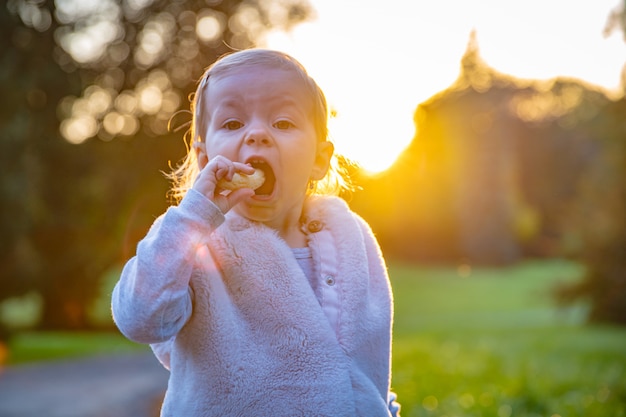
(244, 121, 272, 147)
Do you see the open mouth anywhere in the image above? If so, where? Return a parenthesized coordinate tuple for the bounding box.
(249, 160, 275, 196)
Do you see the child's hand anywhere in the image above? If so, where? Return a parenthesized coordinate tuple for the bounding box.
(193, 156, 256, 214)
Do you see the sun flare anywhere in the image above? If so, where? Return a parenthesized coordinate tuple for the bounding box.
(263, 0, 625, 174)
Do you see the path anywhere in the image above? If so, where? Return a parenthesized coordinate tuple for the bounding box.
(0, 352, 168, 417)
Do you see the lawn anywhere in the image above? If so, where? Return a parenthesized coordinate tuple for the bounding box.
(5, 331, 143, 364)
(390, 259, 626, 417)
(4, 259, 626, 416)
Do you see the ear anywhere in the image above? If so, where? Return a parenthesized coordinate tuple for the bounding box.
(310, 141, 334, 181)
(194, 141, 209, 170)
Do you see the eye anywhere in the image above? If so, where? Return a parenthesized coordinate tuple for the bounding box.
(223, 120, 243, 130)
(273, 120, 294, 130)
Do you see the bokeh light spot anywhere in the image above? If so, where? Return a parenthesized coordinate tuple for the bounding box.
(85, 86, 113, 116)
(103, 111, 125, 135)
(139, 85, 163, 115)
(60, 19, 121, 63)
(196, 14, 221, 42)
(61, 115, 98, 144)
(102, 112, 139, 137)
(115, 91, 138, 115)
(422, 395, 438, 411)
(140, 29, 164, 55)
(120, 115, 139, 136)
(459, 393, 475, 409)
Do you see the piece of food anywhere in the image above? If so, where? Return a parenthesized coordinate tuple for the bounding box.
(217, 169, 265, 191)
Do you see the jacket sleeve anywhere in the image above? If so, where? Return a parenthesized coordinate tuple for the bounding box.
(111, 189, 225, 344)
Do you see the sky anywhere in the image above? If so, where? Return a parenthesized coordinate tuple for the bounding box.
(262, 0, 626, 173)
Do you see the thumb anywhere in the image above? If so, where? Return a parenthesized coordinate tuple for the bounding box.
(225, 188, 255, 209)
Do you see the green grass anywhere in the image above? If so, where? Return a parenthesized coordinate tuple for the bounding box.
(4, 259, 626, 417)
(6, 331, 144, 364)
(2, 265, 146, 364)
(390, 259, 626, 417)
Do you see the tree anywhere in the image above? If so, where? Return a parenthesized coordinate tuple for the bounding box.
(351, 36, 543, 264)
(605, 0, 626, 42)
(555, 4, 626, 324)
(350, 31, 622, 279)
(605, 0, 626, 92)
(1, 0, 311, 329)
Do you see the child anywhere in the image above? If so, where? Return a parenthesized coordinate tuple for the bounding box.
(111, 49, 400, 417)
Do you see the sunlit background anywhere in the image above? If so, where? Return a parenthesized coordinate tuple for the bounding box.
(4, 0, 626, 328)
(262, 0, 626, 172)
(42, 0, 626, 172)
(2, 1, 626, 416)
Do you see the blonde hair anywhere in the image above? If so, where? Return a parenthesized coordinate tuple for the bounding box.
(167, 49, 353, 203)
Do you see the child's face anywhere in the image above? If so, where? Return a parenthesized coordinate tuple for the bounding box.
(196, 65, 333, 229)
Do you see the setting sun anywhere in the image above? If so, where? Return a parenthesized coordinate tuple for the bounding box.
(263, 0, 625, 173)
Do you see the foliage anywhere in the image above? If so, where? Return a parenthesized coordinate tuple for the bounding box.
(1, 0, 624, 332)
(551, 7, 626, 325)
(350, 36, 626, 325)
(555, 99, 626, 324)
(605, 0, 626, 44)
(390, 260, 626, 417)
(351, 39, 615, 266)
(0, 0, 311, 329)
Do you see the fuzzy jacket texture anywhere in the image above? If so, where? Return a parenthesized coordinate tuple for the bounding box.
(112, 189, 395, 416)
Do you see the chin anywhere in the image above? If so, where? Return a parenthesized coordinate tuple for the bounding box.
(233, 203, 274, 223)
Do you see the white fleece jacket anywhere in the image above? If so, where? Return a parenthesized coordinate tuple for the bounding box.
(112, 189, 395, 417)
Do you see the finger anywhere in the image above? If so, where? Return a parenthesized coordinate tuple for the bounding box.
(209, 157, 235, 181)
(193, 156, 234, 197)
(212, 188, 253, 214)
(232, 162, 255, 175)
(226, 188, 255, 207)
